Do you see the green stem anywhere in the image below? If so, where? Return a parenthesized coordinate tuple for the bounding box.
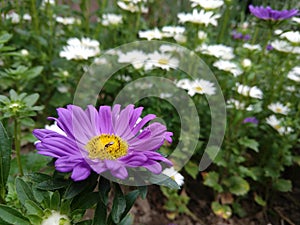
(217, 4, 230, 43)
(14, 118, 23, 176)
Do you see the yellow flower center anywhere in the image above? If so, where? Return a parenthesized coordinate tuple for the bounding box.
(85, 134, 128, 160)
(194, 86, 203, 92)
(158, 58, 169, 65)
(275, 107, 282, 113)
(274, 124, 281, 130)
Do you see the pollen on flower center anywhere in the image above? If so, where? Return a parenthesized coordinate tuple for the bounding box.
(158, 58, 169, 65)
(195, 86, 203, 91)
(85, 134, 128, 160)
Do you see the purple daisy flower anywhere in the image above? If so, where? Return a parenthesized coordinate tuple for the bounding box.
(243, 117, 259, 125)
(33, 104, 173, 181)
(249, 5, 298, 21)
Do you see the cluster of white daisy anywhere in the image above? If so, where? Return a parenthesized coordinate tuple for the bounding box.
(235, 83, 263, 99)
(99, 13, 123, 26)
(3, 12, 31, 23)
(55, 16, 80, 25)
(175, 78, 216, 96)
(117, 49, 180, 71)
(117, 0, 148, 13)
(59, 37, 100, 60)
(266, 115, 293, 135)
(287, 66, 300, 82)
(138, 26, 186, 43)
(177, 0, 223, 27)
(196, 44, 235, 60)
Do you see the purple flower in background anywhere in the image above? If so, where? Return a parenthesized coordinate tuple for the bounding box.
(243, 117, 259, 125)
(243, 34, 251, 41)
(232, 30, 251, 41)
(266, 44, 273, 51)
(249, 5, 298, 20)
(33, 104, 173, 181)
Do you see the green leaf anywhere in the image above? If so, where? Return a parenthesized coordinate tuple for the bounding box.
(23, 93, 39, 107)
(0, 33, 12, 44)
(76, 220, 93, 225)
(203, 172, 223, 192)
(36, 178, 69, 190)
(23, 66, 43, 80)
(254, 194, 266, 207)
(224, 176, 250, 196)
(238, 137, 259, 152)
(98, 177, 111, 205)
(138, 186, 147, 199)
(119, 214, 134, 225)
(15, 177, 36, 206)
(0, 204, 31, 225)
(20, 117, 35, 127)
(149, 173, 180, 190)
(24, 200, 44, 216)
(93, 201, 107, 225)
(272, 179, 292, 192)
(50, 191, 60, 210)
(121, 190, 140, 220)
(211, 201, 232, 219)
(0, 122, 11, 198)
(9, 89, 18, 101)
(184, 161, 199, 179)
(71, 192, 99, 210)
(111, 183, 126, 224)
(0, 95, 10, 104)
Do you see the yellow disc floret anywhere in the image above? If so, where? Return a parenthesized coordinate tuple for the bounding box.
(85, 134, 128, 160)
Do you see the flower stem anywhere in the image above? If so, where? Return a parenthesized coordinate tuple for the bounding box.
(217, 4, 230, 43)
(14, 118, 23, 176)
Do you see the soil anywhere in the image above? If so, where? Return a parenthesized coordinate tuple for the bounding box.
(131, 168, 300, 225)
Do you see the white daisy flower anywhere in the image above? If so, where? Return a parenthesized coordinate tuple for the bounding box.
(138, 28, 163, 40)
(100, 13, 123, 26)
(242, 43, 262, 51)
(188, 79, 216, 96)
(241, 58, 252, 68)
(23, 13, 32, 21)
(268, 102, 290, 115)
(145, 51, 179, 71)
(161, 26, 185, 38)
(190, 0, 224, 9)
(236, 83, 263, 99)
(266, 115, 293, 135)
(226, 99, 254, 111)
(280, 31, 300, 44)
(213, 60, 243, 77)
(175, 78, 193, 90)
(117, 50, 148, 69)
(55, 16, 76, 25)
(163, 167, 184, 187)
(117, 1, 148, 13)
(292, 17, 300, 24)
(270, 40, 300, 54)
(287, 66, 300, 82)
(59, 37, 100, 60)
(20, 49, 29, 56)
(196, 44, 235, 60)
(178, 9, 221, 27)
(41, 211, 70, 225)
(198, 30, 208, 40)
(174, 34, 187, 43)
(5, 12, 20, 23)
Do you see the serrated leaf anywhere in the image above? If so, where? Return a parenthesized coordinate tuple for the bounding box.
(0, 204, 31, 225)
(0, 122, 11, 198)
(15, 178, 36, 206)
(203, 171, 223, 192)
(184, 161, 199, 179)
(273, 179, 292, 192)
(224, 176, 249, 196)
(23, 93, 39, 107)
(238, 137, 259, 152)
(211, 201, 232, 219)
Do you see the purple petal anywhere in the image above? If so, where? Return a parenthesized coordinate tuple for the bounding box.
(71, 164, 91, 181)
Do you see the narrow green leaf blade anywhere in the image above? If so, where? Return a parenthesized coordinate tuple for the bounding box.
(111, 183, 126, 224)
(15, 177, 36, 205)
(0, 204, 31, 225)
(0, 122, 11, 197)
